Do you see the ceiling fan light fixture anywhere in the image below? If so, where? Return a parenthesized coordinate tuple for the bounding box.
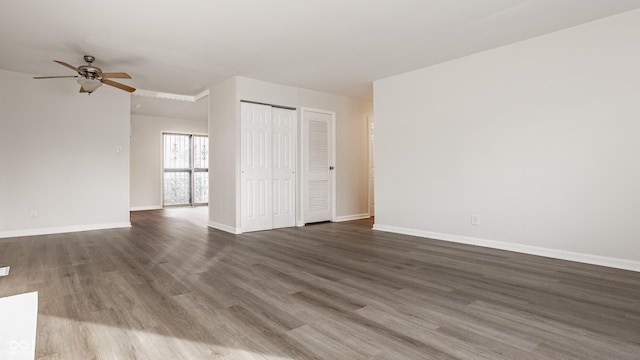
(77, 78, 102, 93)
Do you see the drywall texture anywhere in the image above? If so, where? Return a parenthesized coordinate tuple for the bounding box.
(374, 9, 640, 262)
(208, 77, 371, 231)
(130, 112, 208, 209)
(0, 69, 131, 235)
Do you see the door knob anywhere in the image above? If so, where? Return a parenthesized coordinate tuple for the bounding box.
(329, 166, 335, 170)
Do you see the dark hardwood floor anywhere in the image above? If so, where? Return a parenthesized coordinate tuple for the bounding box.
(1, 209, 639, 359)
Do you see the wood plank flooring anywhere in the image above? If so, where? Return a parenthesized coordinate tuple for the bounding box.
(1, 208, 639, 359)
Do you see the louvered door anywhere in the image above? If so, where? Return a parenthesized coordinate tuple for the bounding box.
(303, 109, 334, 223)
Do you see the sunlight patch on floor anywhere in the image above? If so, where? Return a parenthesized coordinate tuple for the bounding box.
(37, 314, 294, 360)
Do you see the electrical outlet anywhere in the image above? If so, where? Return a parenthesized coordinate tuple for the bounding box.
(29, 209, 38, 217)
(471, 214, 480, 225)
(116, 145, 123, 153)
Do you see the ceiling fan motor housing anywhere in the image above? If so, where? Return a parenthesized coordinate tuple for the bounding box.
(77, 65, 102, 79)
(78, 55, 101, 79)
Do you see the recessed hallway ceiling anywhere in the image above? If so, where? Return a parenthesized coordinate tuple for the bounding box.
(1, 0, 640, 99)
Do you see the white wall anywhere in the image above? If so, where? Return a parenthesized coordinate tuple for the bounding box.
(208, 76, 372, 232)
(374, 9, 640, 270)
(130, 113, 208, 210)
(208, 77, 238, 232)
(0, 69, 131, 237)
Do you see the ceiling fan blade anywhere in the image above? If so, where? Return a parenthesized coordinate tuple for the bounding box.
(54, 60, 80, 73)
(100, 72, 131, 79)
(33, 75, 79, 79)
(101, 79, 136, 93)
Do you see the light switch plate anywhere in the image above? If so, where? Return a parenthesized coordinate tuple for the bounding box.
(0, 266, 10, 276)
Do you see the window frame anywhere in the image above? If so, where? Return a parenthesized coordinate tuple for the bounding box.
(162, 132, 209, 207)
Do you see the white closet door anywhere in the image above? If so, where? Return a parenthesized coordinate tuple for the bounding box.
(272, 107, 297, 229)
(303, 109, 334, 223)
(241, 102, 272, 232)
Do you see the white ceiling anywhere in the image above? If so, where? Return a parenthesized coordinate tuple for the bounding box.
(2, 0, 640, 101)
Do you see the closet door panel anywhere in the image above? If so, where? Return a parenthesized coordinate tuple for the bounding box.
(241, 102, 273, 232)
(272, 107, 296, 229)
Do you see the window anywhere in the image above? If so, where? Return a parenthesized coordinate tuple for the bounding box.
(163, 133, 209, 206)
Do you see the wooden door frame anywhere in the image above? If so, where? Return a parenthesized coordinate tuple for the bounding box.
(299, 107, 336, 225)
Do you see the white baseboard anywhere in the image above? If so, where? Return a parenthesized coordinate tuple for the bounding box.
(0, 222, 132, 239)
(333, 213, 371, 222)
(372, 224, 640, 273)
(208, 221, 242, 234)
(130, 205, 162, 211)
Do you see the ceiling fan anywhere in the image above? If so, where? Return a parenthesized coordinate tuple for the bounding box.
(33, 55, 136, 94)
